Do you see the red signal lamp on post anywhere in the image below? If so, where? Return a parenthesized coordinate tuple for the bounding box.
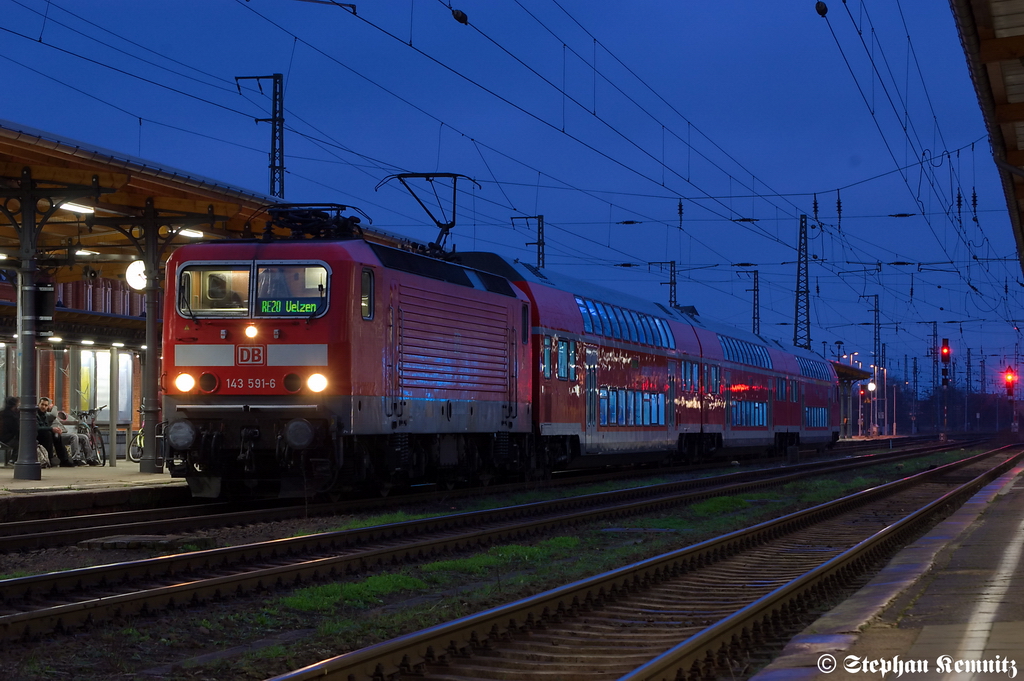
(940, 339, 951, 386)
(1006, 368, 1017, 397)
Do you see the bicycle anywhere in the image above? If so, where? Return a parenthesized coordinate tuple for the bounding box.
(70, 405, 107, 466)
(128, 410, 166, 464)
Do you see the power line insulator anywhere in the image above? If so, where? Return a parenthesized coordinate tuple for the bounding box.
(816, 2, 828, 17)
(452, 9, 468, 24)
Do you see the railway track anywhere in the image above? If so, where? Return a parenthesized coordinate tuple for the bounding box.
(267, 445, 1024, 681)
(0, 437, 973, 552)
(0, 439, 984, 641)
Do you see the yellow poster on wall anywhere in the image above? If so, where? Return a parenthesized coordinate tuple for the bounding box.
(80, 369, 90, 411)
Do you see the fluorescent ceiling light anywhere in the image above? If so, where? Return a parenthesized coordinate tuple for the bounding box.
(48, 337, 63, 343)
(76, 249, 98, 256)
(178, 229, 204, 238)
(81, 340, 95, 345)
(112, 342, 125, 347)
(63, 203, 95, 214)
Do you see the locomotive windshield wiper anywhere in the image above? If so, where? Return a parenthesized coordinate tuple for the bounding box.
(179, 282, 200, 326)
(307, 283, 325, 323)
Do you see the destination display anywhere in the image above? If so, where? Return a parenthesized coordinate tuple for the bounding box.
(256, 297, 322, 315)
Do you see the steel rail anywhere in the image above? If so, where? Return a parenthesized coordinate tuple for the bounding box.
(0, 440, 983, 640)
(0, 436, 950, 552)
(0, 439, 971, 597)
(265, 445, 1021, 681)
(0, 438, 980, 552)
(619, 451, 1024, 681)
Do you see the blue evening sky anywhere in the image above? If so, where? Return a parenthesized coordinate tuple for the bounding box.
(0, 0, 1017, 392)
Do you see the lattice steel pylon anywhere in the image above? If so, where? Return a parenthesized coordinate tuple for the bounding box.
(236, 74, 285, 198)
(793, 214, 811, 349)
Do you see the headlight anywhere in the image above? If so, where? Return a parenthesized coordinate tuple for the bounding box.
(174, 373, 196, 392)
(245, 325, 258, 338)
(284, 419, 315, 449)
(166, 420, 197, 450)
(307, 373, 328, 392)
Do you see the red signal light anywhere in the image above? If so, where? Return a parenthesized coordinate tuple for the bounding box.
(940, 339, 951, 364)
(1007, 369, 1017, 397)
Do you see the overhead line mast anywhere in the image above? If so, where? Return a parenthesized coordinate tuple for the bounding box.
(236, 74, 285, 199)
(793, 214, 811, 350)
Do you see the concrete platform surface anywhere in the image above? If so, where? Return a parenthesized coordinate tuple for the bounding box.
(0, 461, 188, 520)
(0, 461, 184, 496)
(753, 464, 1024, 681)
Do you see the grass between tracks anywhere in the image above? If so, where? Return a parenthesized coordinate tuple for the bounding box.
(4, 448, 977, 680)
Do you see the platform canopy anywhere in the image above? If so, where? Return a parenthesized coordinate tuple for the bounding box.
(832, 361, 872, 383)
(952, 0, 1024, 277)
(0, 119, 279, 284)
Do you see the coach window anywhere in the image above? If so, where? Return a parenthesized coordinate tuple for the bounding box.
(617, 388, 626, 423)
(569, 341, 578, 381)
(255, 264, 328, 317)
(585, 299, 604, 335)
(361, 269, 374, 320)
(791, 380, 799, 402)
(179, 265, 250, 316)
(542, 336, 552, 379)
(595, 302, 614, 338)
(651, 318, 666, 348)
(607, 306, 623, 340)
(608, 389, 618, 425)
(576, 297, 593, 333)
(602, 303, 618, 337)
(619, 310, 633, 342)
(599, 388, 609, 425)
(655, 318, 673, 349)
(629, 311, 646, 344)
(708, 365, 721, 393)
(625, 390, 635, 425)
(557, 340, 569, 380)
(630, 311, 644, 344)
(641, 315, 656, 346)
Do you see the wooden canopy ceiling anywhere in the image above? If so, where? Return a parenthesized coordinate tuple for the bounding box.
(951, 0, 1024, 276)
(0, 120, 278, 284)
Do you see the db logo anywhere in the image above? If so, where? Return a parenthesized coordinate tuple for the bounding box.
(236, 345, 266, 365)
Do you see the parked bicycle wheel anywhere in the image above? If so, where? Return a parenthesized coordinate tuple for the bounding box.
(92, 427, 107, 466)
(128, 433, 143, 463)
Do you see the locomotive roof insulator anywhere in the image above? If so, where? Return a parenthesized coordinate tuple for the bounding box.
(262, 203, 370, 241)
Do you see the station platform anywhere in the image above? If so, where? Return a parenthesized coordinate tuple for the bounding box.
(754, 463, 1024, 681)
(0, 462, 188, 520)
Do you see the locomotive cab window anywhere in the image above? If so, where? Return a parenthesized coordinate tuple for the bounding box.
(178, 266, 250, 317)
(255, 264, 329, 317)
(361, 269, 374, 320)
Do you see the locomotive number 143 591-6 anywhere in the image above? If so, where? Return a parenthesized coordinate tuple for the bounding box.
(226, 377, 277, 389)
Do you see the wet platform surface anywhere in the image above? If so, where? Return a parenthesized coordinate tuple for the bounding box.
(753, 464, 1024, 681)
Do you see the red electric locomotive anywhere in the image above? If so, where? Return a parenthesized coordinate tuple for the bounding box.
(163, 207, 532, 498)
(163, 206, 838, 498)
